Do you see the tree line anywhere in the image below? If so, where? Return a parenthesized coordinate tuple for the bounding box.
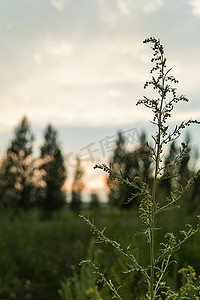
(0, 116, 199, 216)
(0, 116, 95, 217)
(108, 131, 200, 214)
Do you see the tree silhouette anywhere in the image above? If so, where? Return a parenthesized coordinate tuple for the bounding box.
(108, 131, 152, 209)
(179, 132, 200, 214)
(159, 132, 200, 214)
(0, 116, 35, 211)
(70, 156, 84, 212)
(160, 140, 179, 196)
(121, 132, 152, 209)
(179, 132, 192, 183)
(89, 192, 100, 210)
(190, 165, 200, 214)
(38, 124, 67, 217)
(107, 131, 126, 207)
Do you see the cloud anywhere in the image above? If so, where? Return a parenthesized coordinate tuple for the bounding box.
(4, 30, 200, 130)
(116, 0, 134, 15)
(33, 53, 44, 65)
(49, 0, 69, 11)
(98, 0, 165, 24)
(46, 39, 73, 57)
(109, 89, 122, 97)
(144, 0, 163, 14)
(1, 0, 200, 135)
(188, 0, 200, 16)
(98, 0, 118, 24)
(99, 0, 134, 23)
(33, 37, 73, 65)
(5, 23, 14, 30)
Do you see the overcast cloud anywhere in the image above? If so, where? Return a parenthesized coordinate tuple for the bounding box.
(0, 1, 199, 128)
(0, 0, 200, 192)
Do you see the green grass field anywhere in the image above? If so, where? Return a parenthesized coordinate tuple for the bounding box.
(0, 206, 199, 299)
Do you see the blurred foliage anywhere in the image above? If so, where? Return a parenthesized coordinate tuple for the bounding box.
(108, 130, 200, 215)
(0, 119, 67, 217)
(89, 192, 100, 211)
(37, 124, 67, 218)
(108, 131, 153, 209)
(70, 156, 84, 212)
(0, 207, 199, 299)
(0, 116, 35, 211)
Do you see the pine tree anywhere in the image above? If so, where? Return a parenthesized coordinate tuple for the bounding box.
(38, 124, 67, 217)
(0, 116, 35, 211)
(70, 156, 84, 212)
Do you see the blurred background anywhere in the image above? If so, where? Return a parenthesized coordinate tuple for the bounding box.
(0, 0, 200, 201)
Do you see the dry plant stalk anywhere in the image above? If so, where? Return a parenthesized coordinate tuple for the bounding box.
(80, 37, 200, 300)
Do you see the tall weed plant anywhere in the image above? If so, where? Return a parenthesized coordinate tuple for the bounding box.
(80, 37, 200, 299)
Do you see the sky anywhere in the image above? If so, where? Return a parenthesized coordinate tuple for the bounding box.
(0, 0, 200, 200)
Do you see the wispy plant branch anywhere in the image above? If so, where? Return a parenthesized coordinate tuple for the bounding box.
(80, 37, 200, 299)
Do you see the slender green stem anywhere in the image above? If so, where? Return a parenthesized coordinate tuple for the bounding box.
(150, 52, 165, 300)
(83, 37, 200, 300)
(154, 254, 171, 296)
(150, 180, 156, 299)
